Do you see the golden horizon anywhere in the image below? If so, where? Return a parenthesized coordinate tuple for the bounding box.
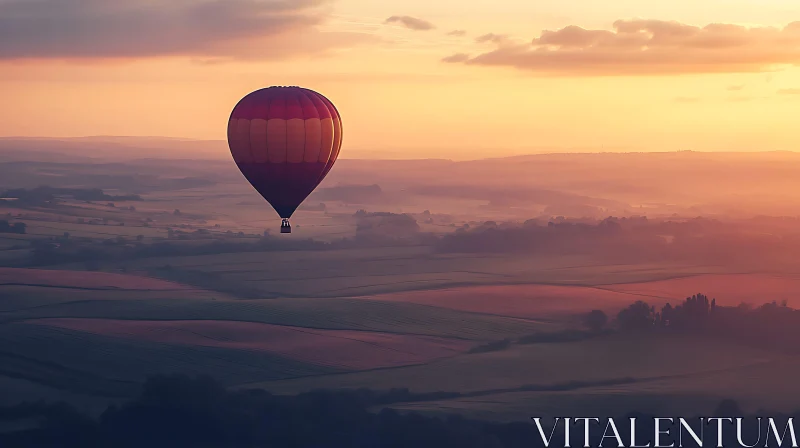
(2, 0, 799, 158)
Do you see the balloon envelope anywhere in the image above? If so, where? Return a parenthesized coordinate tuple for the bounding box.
(227, 86, 343, 219)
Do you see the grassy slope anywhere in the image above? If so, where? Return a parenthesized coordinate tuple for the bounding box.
(0, 323, 341, 397)
(28, 318, 474, 370)
(254, 334, 778, 395)
(2, 297, 550, 340)
(119, 249, 727, 298)
(386, 357, 800, 421)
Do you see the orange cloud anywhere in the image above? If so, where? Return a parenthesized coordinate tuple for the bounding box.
(443, 19, 800, 75)
(441, 53, 471, 63)
(475, 33, 510, 44)
(385, 16, 435, 31)
(447, 30, 467, 37)
(0, 0, 369, 60)
(778, 88, 800, 95)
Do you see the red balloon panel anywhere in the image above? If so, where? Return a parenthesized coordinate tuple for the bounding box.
(227, 87, 343, 219)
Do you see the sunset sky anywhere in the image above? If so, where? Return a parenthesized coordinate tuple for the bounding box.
(1, 0, 800, 159)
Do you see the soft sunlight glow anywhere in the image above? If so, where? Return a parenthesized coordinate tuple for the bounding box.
(1, 0, 799, 159)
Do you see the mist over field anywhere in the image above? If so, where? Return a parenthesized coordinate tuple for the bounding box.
(3, 138, 800, 445)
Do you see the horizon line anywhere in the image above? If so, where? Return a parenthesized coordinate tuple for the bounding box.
(0, 135, 798, 162)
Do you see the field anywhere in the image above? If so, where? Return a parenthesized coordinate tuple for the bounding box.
(3, 244, 800, 423)
(385, 357, 800, 421)
(29, 319, 473, 370)
(73, 248, 732, 299)
(604, 273, 800, 307)
(351, 273, 800, 319)
(254, 334, 777, 394)
(0, 267, 195, 290)
(5, 151, 800, 423)
(256, 333, 799, 421)
(0, 322, 338, 397)
(0, 267, 228, 311)
(4, 262, 800, 420)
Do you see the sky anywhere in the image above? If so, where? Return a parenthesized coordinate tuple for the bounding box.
(1, 0, 800, 159)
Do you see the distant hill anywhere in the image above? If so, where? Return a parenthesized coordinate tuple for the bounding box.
(4, 137, 800, 218)
(312, 184, 385, 204)
(0, 136, 229, 162)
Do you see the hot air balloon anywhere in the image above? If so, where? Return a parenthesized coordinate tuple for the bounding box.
(227, 86, 343, 233)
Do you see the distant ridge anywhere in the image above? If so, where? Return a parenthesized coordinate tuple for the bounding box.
(0, 136, 229, 162)
(0, 136, 797, 163)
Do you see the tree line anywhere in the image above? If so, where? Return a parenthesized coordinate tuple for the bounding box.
(612, 294, 800, 353)
(0, 186, 141, 206)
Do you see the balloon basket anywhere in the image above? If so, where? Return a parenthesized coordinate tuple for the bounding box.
(280, 219, 292, 234)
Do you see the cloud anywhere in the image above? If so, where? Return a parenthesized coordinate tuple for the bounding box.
(447, 30, 467, 37)
(384, 15, 435, 31)
(475, 33, 510, 44)
(778, 88, 800, 95)
(0, 0, 369, 60)
(674, 96, 700, 103)
(726, 85, 745, 91)
(441, 53, 471, 63)
(443, 19, 800, 75)
(727, 96, 755, 102)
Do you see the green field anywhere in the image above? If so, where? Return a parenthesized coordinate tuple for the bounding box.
(2, 296, 549, 340)
(253, 333, 790, 422)
(0, 285, 225, 312)
(254, 334, 777, 394)
(384, 357, 800, 421)
(71, 247, 729, 299)
(0, 322, 341, 398)
(385, 390, 727, 423)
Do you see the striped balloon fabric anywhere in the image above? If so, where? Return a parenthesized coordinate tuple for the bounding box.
(227, 87, 343, 231)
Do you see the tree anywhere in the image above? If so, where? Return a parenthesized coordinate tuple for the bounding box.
(584, 310, 608, 332)
(617, 301, 654, 331)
